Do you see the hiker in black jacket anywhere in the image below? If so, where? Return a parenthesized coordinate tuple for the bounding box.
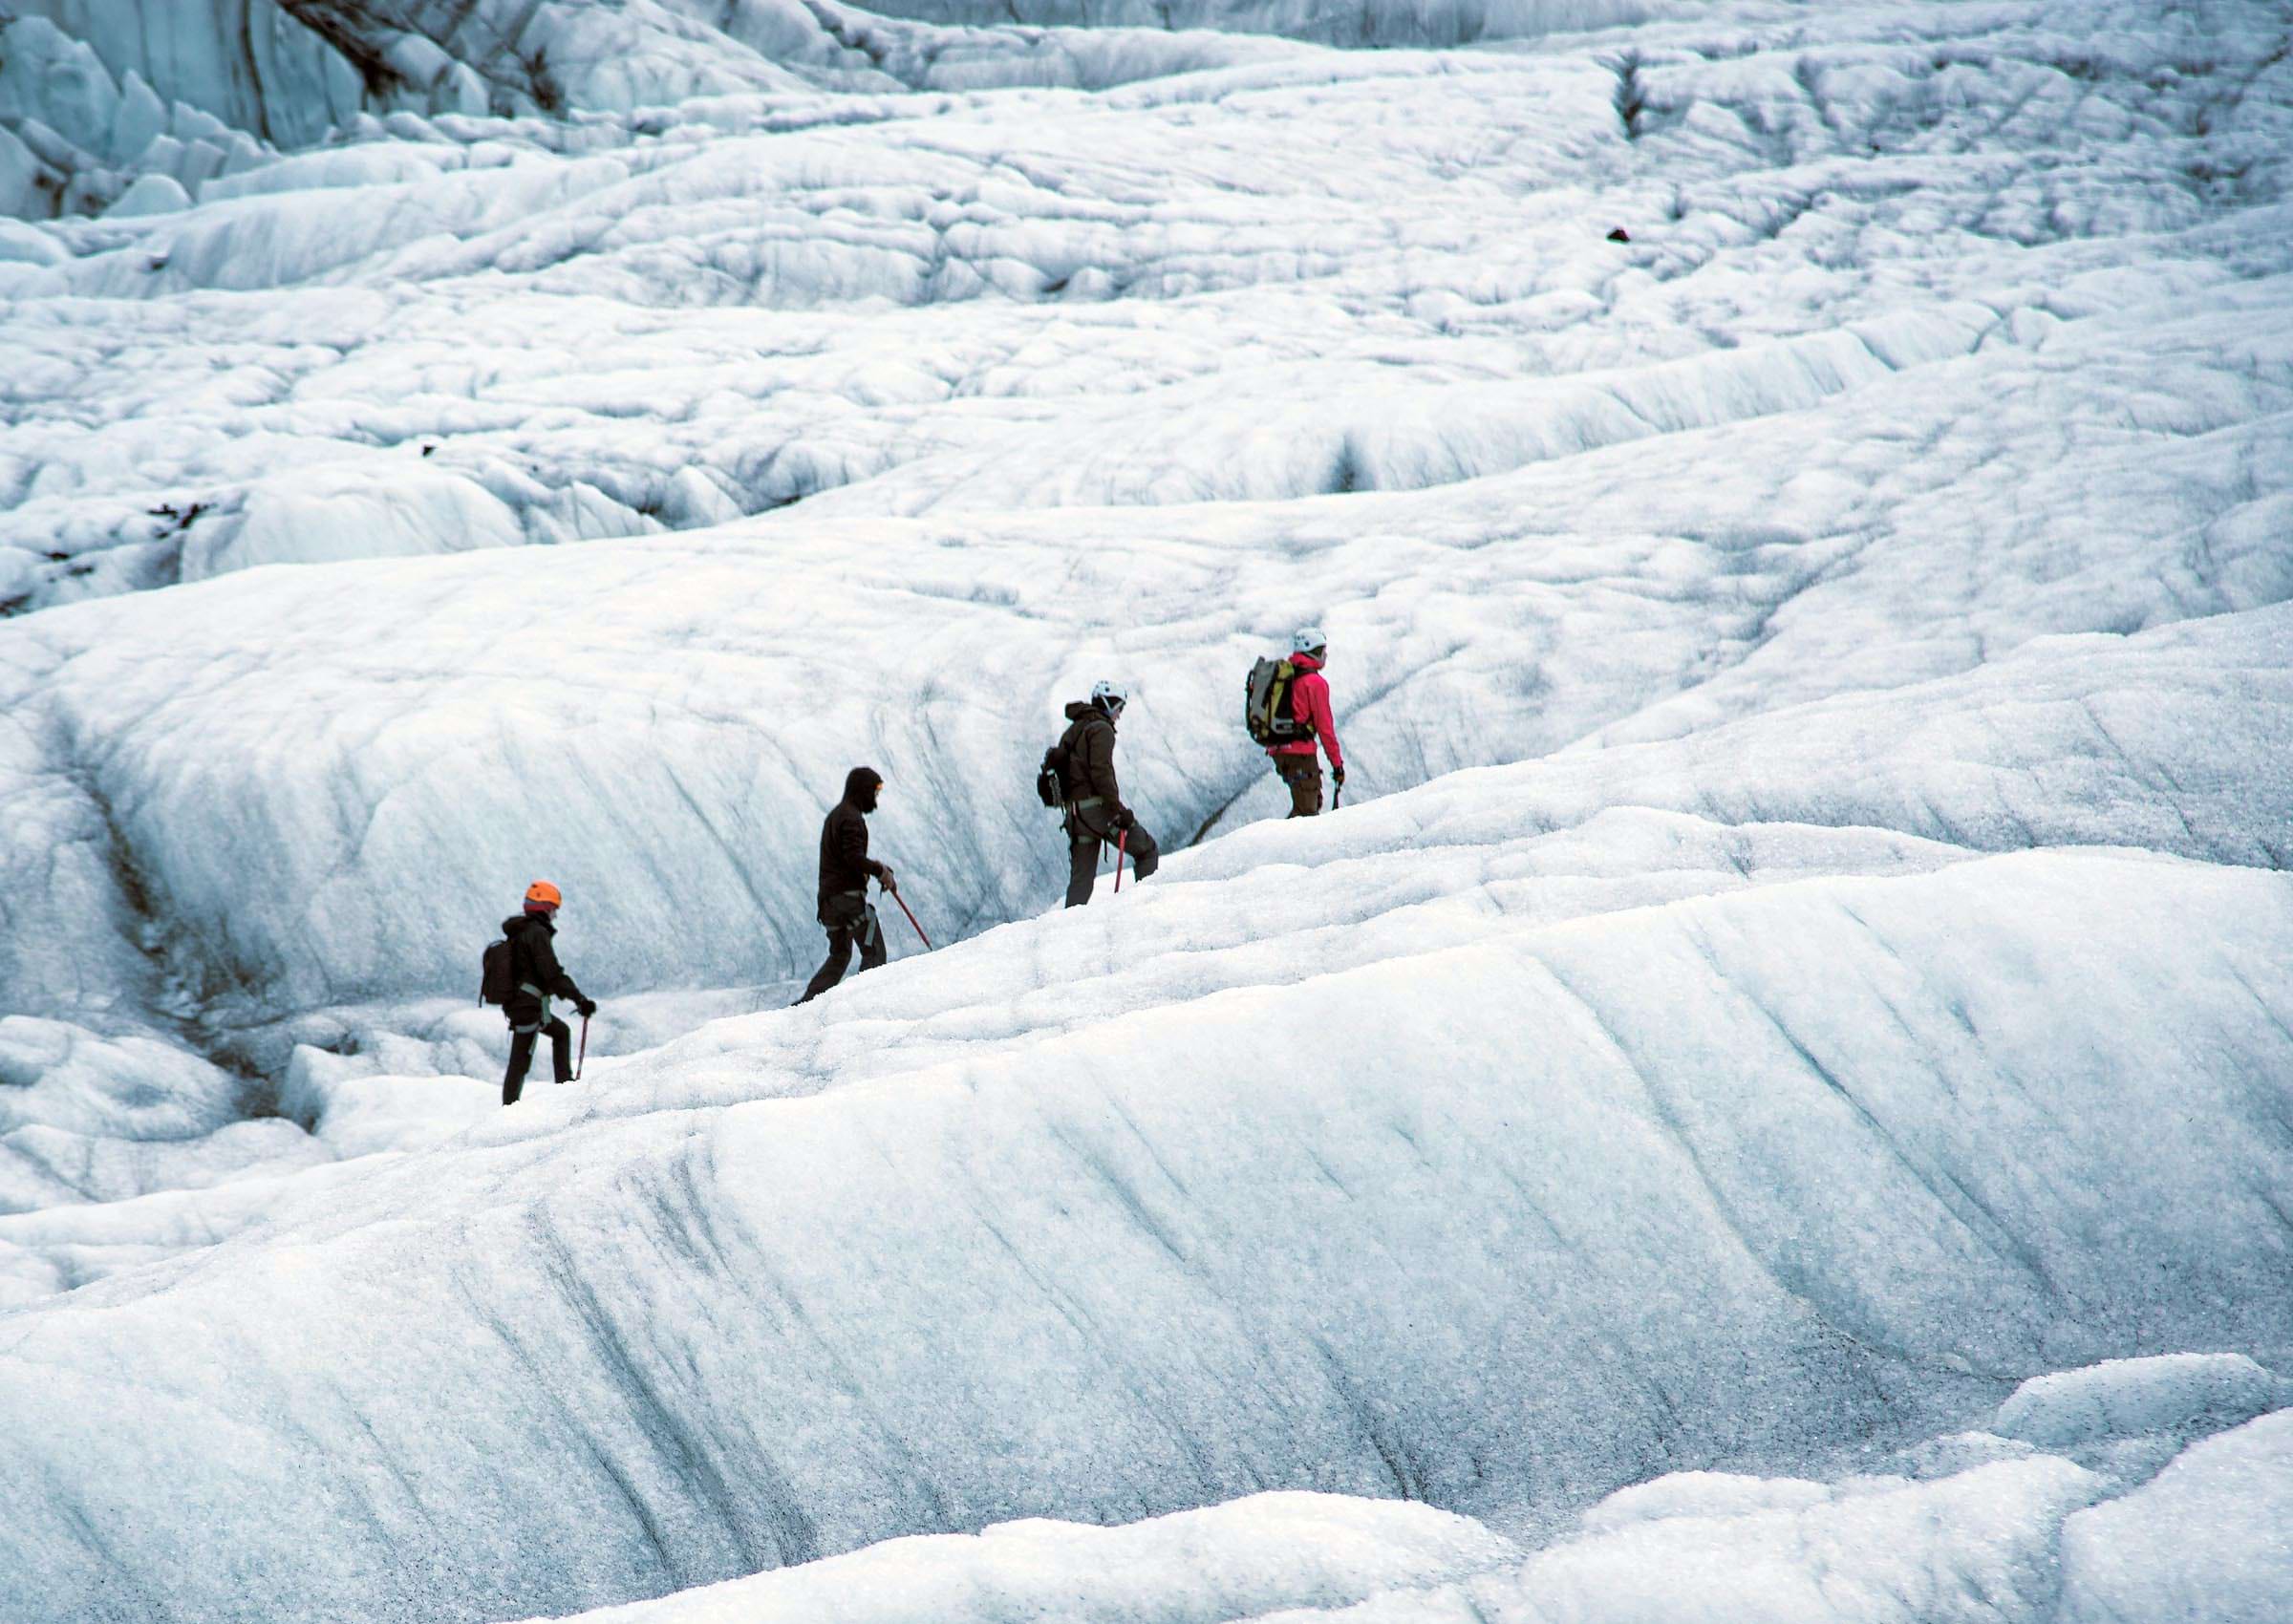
(798, 766, 897, 1004)
(1060, 680, 1160, 908)
(501, 880, 595, 1105)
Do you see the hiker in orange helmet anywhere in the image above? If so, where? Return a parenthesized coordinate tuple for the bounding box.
(495, 881, 595, 1103)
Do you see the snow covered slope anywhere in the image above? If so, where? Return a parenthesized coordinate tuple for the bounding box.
(5, 1, 2290, 610)
(519, 1357, 2293, 1624)
(0, 0, 1632, 224)
(1, 605, 2289, 1622)
(0, 0, 2289, 1621)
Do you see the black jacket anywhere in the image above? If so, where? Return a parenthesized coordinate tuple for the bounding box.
(818, 767, 886, 912)
(502, 913, 585, 1006)
(1059, 701, 1126, 816)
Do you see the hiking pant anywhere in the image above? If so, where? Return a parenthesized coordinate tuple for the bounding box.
(799, 891, 886, 1003)
(1066, 805, 1159, 908)
(503, 1013, 571, 1105)
(1276, 755, 1324, 818)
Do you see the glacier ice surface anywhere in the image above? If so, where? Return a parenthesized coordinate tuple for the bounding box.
(0, 0, 2288, 1620)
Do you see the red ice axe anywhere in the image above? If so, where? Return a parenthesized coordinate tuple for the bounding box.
(1114, 827, 1128, 892)
(888, 885, 933, 949)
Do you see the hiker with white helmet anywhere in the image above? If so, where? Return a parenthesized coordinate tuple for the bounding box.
(1247, 624, 1345, 817)
(1045, 678, 1160, 907)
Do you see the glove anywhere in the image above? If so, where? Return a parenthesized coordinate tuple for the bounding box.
(1114, 806, 1137, 833)
(876, 863, 896, 892)
(1333, 765, 1346, 787)
(575, 997, 598, 1018)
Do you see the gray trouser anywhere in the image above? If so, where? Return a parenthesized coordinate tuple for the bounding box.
(1066, 805, 1159, 908)
(799, 890, 885, 1003)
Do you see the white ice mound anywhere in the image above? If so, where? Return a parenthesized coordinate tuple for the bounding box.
(514, 1387, 2293, 1624)
(525, 1491, 1515, 1624)
(1578, 1470, 1832, 1533)
(0, 1015, 246, 1142)
(100, 173, 190, 218)
(0, 1123, 334, 1306)
(0, 1015, 302, 1299)
(2058, 1409, 2293, 1624)
(1265, 1381, 2293, 1624)
(279, 1067, 502, 1160)
(0, 838, 2286, 1623)
(1466, 1455, 2109, 1624)
(1994, 1354, 2293, 1452)
(183, 461, 532, 577)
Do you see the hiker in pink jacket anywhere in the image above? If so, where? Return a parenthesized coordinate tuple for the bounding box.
(1269, 625, 1343, 817)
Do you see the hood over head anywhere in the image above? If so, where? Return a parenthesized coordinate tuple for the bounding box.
(843, 766, 884, 812)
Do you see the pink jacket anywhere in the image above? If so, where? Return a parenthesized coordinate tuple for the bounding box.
(1268, 651, 1342, 772)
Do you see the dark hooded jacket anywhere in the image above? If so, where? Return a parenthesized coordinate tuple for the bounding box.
(501, 912, 585, 1008)
(818, 766, 887, 913)
(1059, 700, 1125, 814)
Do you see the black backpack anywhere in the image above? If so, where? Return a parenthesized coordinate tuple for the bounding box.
(1244, 656, 1312, 746)
(479, 932, 519, 1006)
(1036, 741, 1070, 809)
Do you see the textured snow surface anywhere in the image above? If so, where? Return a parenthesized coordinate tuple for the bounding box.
(2056, 1408, 2293, 1624)
(522, 1492, 1521, 1624)
(523, 1364, 2293, 1624)
(2, 818, 2290, 1618)
(6, 1, 2292, 611)
(1, 0, 2291, 1620)
(510, 1378, 2293, 1624)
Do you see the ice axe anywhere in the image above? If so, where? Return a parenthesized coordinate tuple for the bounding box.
(1114, 827, 1128, 892)
(573, 1015, 589, 1081)
(887, 883, 933, 949)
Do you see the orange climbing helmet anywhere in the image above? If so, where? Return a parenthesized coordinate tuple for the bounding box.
(524, 880, 563, 912)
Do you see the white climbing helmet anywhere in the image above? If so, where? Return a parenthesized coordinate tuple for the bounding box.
(1294, 624, 1327, 654)
(1091, 678, 1129, 712)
